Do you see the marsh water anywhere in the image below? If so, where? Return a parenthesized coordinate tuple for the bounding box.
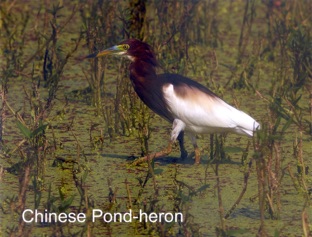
(1, 1, 312, 236)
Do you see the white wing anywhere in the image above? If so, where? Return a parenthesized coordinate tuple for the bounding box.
(163, 83, 259, 136)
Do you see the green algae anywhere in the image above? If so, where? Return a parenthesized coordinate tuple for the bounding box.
(1, 1, 312, 236)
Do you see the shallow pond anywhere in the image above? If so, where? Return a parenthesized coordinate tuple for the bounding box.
(1, 1, 312, 236)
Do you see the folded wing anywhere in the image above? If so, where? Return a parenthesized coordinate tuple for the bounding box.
(162, 82, 259, 136)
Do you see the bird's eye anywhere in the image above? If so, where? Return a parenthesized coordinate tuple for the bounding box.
(122, 44, 130, 50)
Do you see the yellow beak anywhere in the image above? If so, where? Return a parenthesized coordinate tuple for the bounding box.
(84, 45, 124, 59)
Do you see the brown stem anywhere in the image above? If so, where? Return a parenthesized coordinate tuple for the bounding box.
(225, 159, 253, 219)
(215, 162, 225, 231)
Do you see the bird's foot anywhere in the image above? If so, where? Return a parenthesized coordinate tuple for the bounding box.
(131, 144, 172, 166)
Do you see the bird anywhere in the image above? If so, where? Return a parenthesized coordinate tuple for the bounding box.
(83, 39, 260, 164)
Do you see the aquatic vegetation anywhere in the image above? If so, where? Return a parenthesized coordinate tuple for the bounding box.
(0, 0, 311, 236)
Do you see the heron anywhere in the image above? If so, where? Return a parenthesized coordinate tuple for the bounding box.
(83, 39, 260, 164)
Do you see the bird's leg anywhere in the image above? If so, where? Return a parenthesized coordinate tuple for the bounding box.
(131, 119, 185, 166)
(190, 135, 201, 164)
(194, 145, 201, 164)
(131, 142, 173, 166)
(177, 131, 188, 159)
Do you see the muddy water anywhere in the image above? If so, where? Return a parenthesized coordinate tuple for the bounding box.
(1, 1, 312, 236)
(2, 64, 311, 236)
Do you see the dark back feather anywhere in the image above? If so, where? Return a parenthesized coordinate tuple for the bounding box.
(123, 39, 218, 122)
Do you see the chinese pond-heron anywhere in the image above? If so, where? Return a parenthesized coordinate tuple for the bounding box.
(83, 39, 260, 164)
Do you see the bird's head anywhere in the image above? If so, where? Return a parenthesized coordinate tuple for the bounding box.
(84, 39, 158, 66)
